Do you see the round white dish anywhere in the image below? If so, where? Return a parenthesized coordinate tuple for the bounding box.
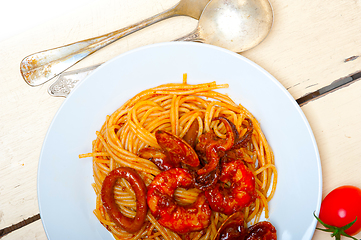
(37, 42, 322, 240)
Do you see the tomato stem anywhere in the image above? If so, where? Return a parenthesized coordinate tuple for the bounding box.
(313, 212, 359, 240)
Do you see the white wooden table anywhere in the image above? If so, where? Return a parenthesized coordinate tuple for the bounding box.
(1, 0, 361, 239)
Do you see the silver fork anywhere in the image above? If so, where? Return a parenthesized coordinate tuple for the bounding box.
(20, 0, 211, 87)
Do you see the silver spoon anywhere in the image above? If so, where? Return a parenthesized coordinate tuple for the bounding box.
(177, 0, 273, 52)
(20, 0, 211, 86)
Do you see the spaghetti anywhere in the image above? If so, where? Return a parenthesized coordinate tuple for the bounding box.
(80, 76, 277, 240)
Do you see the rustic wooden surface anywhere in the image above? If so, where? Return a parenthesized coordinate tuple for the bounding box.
(1, 0, 361, 239)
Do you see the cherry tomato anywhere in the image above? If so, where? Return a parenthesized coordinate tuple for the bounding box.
(319, 185, 361, 236)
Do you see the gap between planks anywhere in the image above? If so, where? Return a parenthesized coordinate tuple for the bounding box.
(297, 70, 361, 106)
(0, 214, 40, 238)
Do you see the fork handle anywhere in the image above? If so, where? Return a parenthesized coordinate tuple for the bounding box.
(20, 8, 178, 86)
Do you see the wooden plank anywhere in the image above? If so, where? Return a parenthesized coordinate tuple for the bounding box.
(302, 80, 361, 239)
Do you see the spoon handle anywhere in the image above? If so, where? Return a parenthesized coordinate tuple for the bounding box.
(174, 29, 204, 43)
(20, 7, 179, 86)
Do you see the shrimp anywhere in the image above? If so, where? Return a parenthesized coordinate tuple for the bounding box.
(205, 160, 256, 215)
(147, 168, 211, 234)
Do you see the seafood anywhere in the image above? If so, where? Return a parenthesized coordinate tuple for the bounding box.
(189, 154, 222, 191)
(193, 164, 221, 191)
(138, 147, 177, 171)
(205, 160, 256, 215)
(101, 167, 148, 233)
(196, 117, 238, 175)
(156, 130, 200, 167)
(147, 168, 211, 234)
(214, 212, 248, 240)
(182, 119, 199, 148)
(138, 129, 200, 170)
(246, 221, 277, 240)
(87, 81, 278, 240)
(214, 212, 277, 240)
(233, 118, 253, 149)
(139, 116, 265, 233)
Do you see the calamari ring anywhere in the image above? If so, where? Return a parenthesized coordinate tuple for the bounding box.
(101, 167, 148, 233)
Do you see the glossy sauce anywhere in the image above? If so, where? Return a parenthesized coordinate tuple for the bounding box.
(219, 221, 248, 240)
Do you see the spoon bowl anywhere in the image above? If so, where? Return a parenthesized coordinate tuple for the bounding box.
(179, 0, 273, 52)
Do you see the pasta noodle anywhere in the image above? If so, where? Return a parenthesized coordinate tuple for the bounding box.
(80, 76, 277, 239)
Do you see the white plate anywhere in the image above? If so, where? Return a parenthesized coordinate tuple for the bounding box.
(38, 42, 322, 240)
